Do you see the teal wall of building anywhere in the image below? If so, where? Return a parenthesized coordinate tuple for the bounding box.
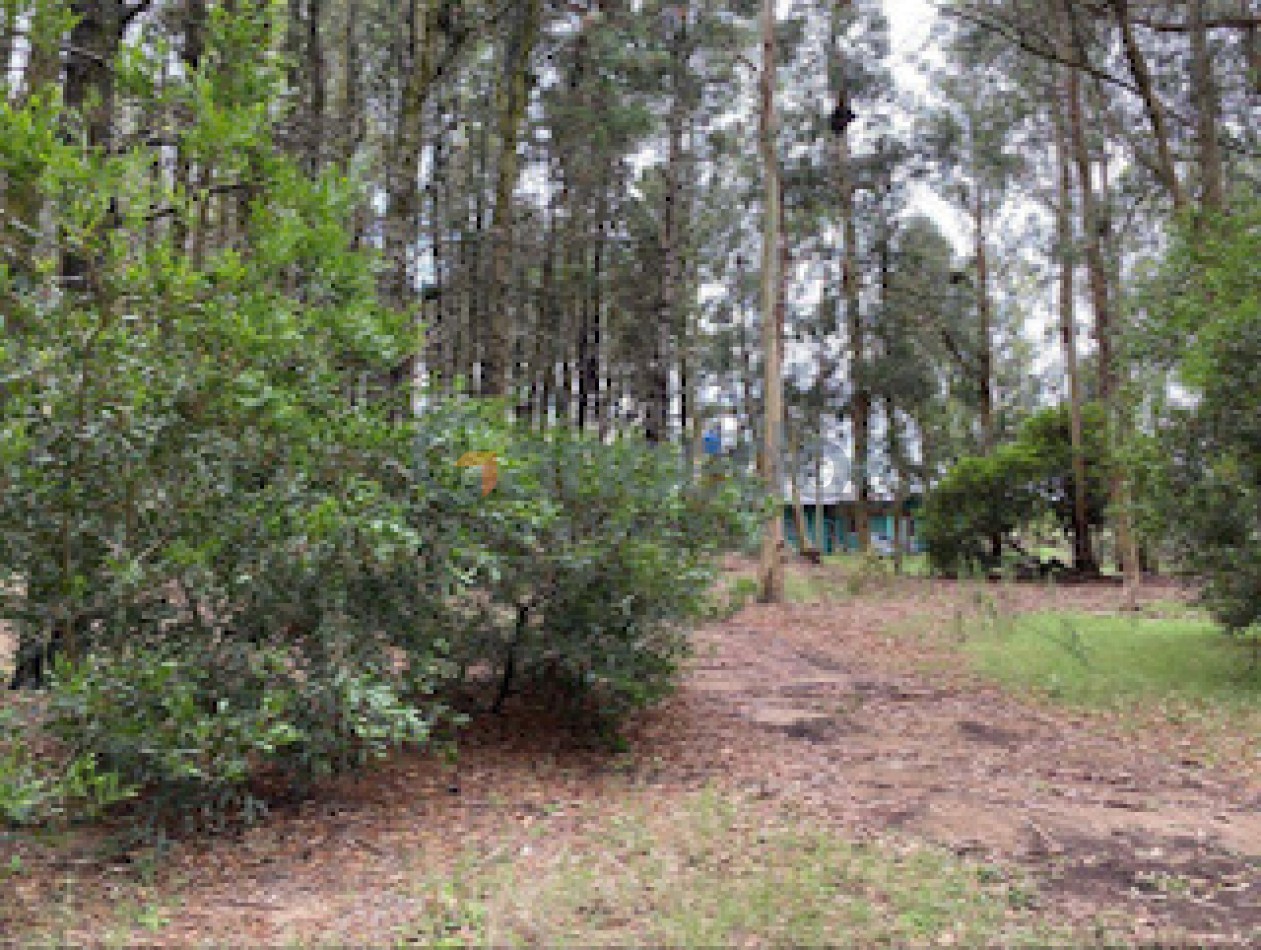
(782, 504, 922, 554)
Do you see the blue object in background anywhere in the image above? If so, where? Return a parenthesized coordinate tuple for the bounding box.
(703, 429, 722, 456)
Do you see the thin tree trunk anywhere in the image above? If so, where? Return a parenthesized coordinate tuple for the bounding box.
(0, 2, 14, 97)
(1065, 9, 1140, 605)
(385, 0, 440, 307)
(969, 124, 995, 454)
(342, 0, 362, 169)
(789, 429, 812, 557)
(1190, 0, 1225, 212)
(757, 0, 784, 602)
(485, 0, 541, 398)
(1245, 0, 1261, 95)
(1053, 69, 1096, 574)
(837, 87, 868, 554)
(307, 0, 325, 173)
(814, 407, 825, 554)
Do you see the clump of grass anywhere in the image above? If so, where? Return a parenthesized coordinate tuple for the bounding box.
(823, 552, 932, 579)
(703, 576, 760, 619)
(395, 789, 1066, 948)
(783, 572, 844, 603)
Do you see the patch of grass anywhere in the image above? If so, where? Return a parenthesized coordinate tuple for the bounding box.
(100, 898, 177, 947)
(394, 789, 1062, 947)
(823, 552, 931, 578)
(964, 612, 1261, 711)
(783, 571, 847, 603)
(1138, 598, 1208, 622)
(704, 576, 759, 618)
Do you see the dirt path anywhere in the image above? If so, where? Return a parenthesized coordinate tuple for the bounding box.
(4, 575, 1258, 946)
(663, 581, 1260, 944)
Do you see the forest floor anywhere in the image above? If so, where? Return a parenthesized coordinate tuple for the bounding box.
(3, 563, 1259, 946)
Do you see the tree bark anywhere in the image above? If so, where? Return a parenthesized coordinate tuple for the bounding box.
(757, 0, 784, 602)
(968, 117, 995, 455)
(484, 0, 541, 398)
(307, 0, 325, 174)
(1245, 0, 1261, 96)
(1065, 4, 1140, 604)
(837, 86, 869, 554)
(384, 0, 440, 308)
(1190, 0, 1225, 213)
(1053, 76, 1096, 573)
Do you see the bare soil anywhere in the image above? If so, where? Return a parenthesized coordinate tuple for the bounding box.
(2, 570, 1257, 946)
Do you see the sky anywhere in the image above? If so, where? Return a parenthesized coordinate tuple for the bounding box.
(880, 0, 972, 250)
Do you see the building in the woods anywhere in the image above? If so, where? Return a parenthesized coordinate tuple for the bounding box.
(781, 481, 923, 556)
(702, 430, 923, 555)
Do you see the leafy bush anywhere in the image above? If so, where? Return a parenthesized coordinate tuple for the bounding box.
(0, 3, 762, 829)
(0, 707, 134, 827)
(922, 405, 1110, 576)
(442, 433, 762, 721)
(0, 8, 463, 827)
(921, 445, 1043, 575)
(43, 643, 438, 827)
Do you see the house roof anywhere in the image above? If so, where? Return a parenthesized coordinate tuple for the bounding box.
(783, 477, 922, 507)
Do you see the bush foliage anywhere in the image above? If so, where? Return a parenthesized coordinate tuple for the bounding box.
(0, 8, 759, 829)
(922, 404, 1109, 575)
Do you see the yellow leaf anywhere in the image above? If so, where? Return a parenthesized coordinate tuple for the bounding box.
(456, 451, 499, 495)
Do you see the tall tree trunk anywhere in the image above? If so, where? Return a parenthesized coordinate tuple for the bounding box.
(1190, 0, 1225, 213)
(1065, 12, 1140, 605)
(385, 0, 440, 308)
(837, 85, 868, 554)
(788, 428, 812, 557)
(1245, 0, 1261, 95)
(814, 406, 826, 554)
(485, 0, 541, 398)
(647, 27, 687, 442)
(0, 2, 13, 97)
(968, 119, 995, 454)
(306, 0, 325, 174)
(1053, 78, 1096, 573)
(757, 0, 784, 602)
(341, 0, 362, 170)
(591, 202, 607, 438)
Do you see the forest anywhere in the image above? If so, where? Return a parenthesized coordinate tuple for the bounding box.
(1, 0, 1259, 944)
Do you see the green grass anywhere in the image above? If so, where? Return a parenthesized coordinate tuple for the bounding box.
(783, 571, 848, 602)
(822, 552, 931, 577)
(963, 612, 1261, 711)
(393, 789, 1065, 948)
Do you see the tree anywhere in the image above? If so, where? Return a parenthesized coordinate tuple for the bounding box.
(922, 403, 1111, 574)
(757, 0, 784, 602)
(1134, 198, 1261, 632)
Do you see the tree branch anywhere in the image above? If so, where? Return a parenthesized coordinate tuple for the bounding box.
(142, 181, 256, 223)
(941, 3, 1261, 157)
(1132, 13, 1261, 32)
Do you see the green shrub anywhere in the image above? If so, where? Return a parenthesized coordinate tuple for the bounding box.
(923, 405, 1110, 576)
(0, 8, 462, 828)
(43, 643, 436, 827)
(0, 1, 763, 829)
(921, 445, 1042, 574)
(0, 710, 134, 827)
(443, 433, 762, 721)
